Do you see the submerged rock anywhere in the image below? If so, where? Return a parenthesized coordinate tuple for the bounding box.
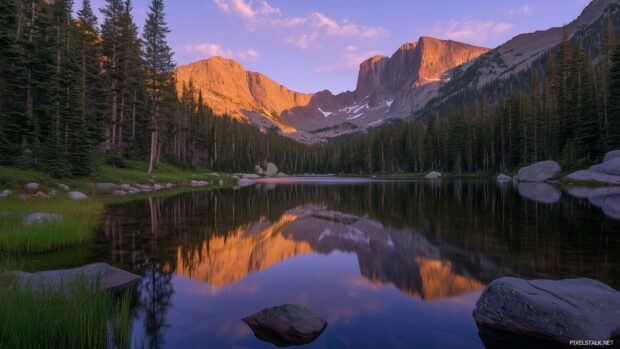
(68, 191, 88, 200)
(425, 171, 442, 179)
(604, 150, 620, 163)
(265, 163, 279, 177)
(516, 161, 561, 182)
(12, 263, 140, 295)
(496, 174, 511, 182)
(23, 213, 62, 226)
(242, 304, 327, 347)
(191, 180, 209, 187)
(473, 277, 620, 344)
(517, 182, 561, 204)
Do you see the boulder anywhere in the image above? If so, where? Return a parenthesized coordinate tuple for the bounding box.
(237, 178, 256, 187)
(565, 170, 620, 186)
(474, 277, 620, 344)
(517, 182, 561, 204)
(277, 172, 289, 177)
(57, 183, 70, 191)
(218, 179, 225, 186)
(516, 161, 561, 182)
(242, 173, 261, 179)
(265, 163, 279, 177)
(191, 180, 209, 187)
(152, 184, 164, 191)
(255, 165, 265, 176)
(23, 213, 62, 226)
(119, 184, 134, 191)
(425, 171, 442, 179)
(0, 189, 12, 198)
(12, 263, 140, 295)
(112, 190, 127, 196)
(68, 191, 88, 200)
(95, 183, 118, 191)
(589, 157, 620, 176)
(242, 304, 327, 347)
(496, 174, 511, 182)
(25, 183, 40, 192)
(604, 150, 620, 163)
(34, 191, 50, 199)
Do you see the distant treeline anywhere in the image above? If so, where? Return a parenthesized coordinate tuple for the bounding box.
(1, 0, 619, 176)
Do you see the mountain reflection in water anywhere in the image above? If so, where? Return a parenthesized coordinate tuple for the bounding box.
(21, 180, 619, 349)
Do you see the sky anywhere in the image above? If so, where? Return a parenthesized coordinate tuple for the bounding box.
(78, 0, 592, 94)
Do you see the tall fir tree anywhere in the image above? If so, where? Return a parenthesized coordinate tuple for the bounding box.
(608, 40, 620, 149)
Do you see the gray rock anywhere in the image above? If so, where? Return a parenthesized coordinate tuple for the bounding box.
(210, 172, 219, 177)
(425, 171, 442, 179)
(277, 172, 289, 177)
(12, 263, 140, 295)
(604, 150, 620, 163)
(152, 184, 164, 191)
(47, 190, 57, 197)
(242, 173, 261, 179)
(95, 183, 118, 191)
(112, 190, 127, 196)
(265, 163, 279, 177)
(119, 184, 134, 191)
(496, 174, 511, 182)
(34, 191, 50, 199)
(0, 189, 12, 198)
(218, 179, 225, 186)
(590, 194, 620, 220)
(57, 183, 70, 191)
(474, 277, 620, 344)
(255, 165, 265, 176)
(25, 183, 40, 192)
(242, 304, 327, 347)
(565, 170, 620, 186)
(68, 191, 88, 200)
(164, 183, 174, 189)
(191, 180, 209, 187)
(23, 213, 62, 226)
(517, 182, 561, 204)
(127, 189, 141, 195)
(589, 157, 620, 176)
(237, 178, 256, 187)
(516, 161, 561, 182)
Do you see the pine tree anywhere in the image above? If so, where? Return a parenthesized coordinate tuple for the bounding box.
(142, 0, 175, 174)
(574, 46, 601, 160)
(608, 41, 620, 149)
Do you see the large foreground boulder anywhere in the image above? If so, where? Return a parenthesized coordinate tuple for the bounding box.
(590, 157, 620, 176)
(237, 178, 256, 187)
(565, 170, 620, 186)
(13, 263, 140, 295)
(265, 162, 279, 177)
(516, 161, 561, 182)
(473, 277, 620, 344)
(242, 304, 327, 347)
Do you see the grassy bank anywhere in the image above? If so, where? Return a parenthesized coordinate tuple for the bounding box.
(0, 198, 102, 253)
(0, 278, 133, 349)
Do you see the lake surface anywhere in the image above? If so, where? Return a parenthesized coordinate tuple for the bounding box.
(19, 179, 620, 348)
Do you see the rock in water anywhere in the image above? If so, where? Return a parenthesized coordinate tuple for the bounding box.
(57, 183, 70, 191)
(95, 183, 118, 192)
(112, 190, 127, 196)
(473, 277, 620, 344)
(590, 157, 620, 176)
(516, 161, 561, 182)
(242, 304, 327, 347)
(496, 174, 511, 182)
(68, 191, 88, 200)
(517, 182, 561, 204)
(12, 263, 141, 295)
(425, 171, 442, 179)
(604, 150, 620, 163)
(265, 162, 278, 177)
(255, 165, 265, 175)
(565, 170, 620, 186)
(237, 178, 256, 187)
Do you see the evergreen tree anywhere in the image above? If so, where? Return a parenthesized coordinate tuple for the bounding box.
(608, 41, 620, 149)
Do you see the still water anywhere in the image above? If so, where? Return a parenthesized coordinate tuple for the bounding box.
(23, 179, 620, 348)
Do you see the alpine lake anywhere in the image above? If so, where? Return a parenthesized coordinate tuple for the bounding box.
(9, 178, 620, 349)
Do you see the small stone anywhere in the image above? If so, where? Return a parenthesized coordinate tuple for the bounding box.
(112, 190, 127, 196)
(496, 174, 511, 182)
(68, 191, 88, 200)
(237, 178, 256, 187)
(218, 179, 225, 186)
(57, 184, 70, 191)
(34, 191, 50, 199)
(25, 183, 40, 192)
(265, 163, 278, 177)
(425, 171, 442, 179)
(0, 189, 12, 198)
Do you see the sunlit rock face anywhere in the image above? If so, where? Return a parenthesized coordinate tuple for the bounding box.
(173, 204, 485, 300)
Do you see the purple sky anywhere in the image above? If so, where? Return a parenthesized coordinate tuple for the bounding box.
(78, 0, 592, 93)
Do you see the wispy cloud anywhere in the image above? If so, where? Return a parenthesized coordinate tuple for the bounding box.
(184, 41, 260, 61)
(433, 19, 513, 46)
(509, 4, 532, 16)
(212, 0, 388, 49)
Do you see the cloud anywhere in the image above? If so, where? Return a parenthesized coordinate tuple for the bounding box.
(315, 46, 383, 73)
(509, 4, 532, 16)
(212, 0, 388, 49)
(184, 42, 260, 61)
(433, 19, 513, 46)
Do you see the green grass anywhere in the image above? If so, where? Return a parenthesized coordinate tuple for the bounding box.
(0, 198, 102, 253)
(0, 277, 133, 349)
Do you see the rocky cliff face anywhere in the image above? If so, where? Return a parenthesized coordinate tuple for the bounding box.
(279, 37, 489, 138)
(175, 57, 313, 133)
